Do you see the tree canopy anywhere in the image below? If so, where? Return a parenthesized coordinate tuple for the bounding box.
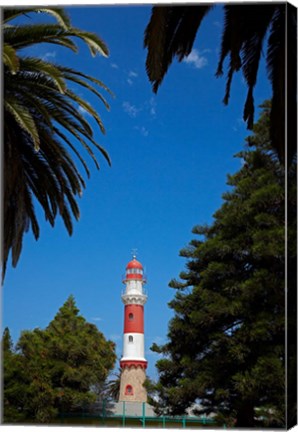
(144, 4, 297, 165)
(147, 102, 296, 428)
(3, 8, 113, 280)
(2, 296, 116, 423)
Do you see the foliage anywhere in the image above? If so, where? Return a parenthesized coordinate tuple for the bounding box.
(2, 328, 29, 422)
(3, 8, 113, 280)
(107, 368, 121, 402)
(148, 102, 295, 428)
(144, 4, 297, 165)
(2, 296, 116, 423)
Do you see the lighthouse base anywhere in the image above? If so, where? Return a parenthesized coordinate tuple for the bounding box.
(119, 366, 147, 402)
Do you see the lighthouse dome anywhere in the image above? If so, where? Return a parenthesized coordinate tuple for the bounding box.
(126, 257, 143, 270)
(124, 256, 145, 282)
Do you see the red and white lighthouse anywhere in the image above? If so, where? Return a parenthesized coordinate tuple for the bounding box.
(118, 255, 148, 402)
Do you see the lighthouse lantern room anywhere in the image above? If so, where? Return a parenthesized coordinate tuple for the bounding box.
(119, 255, 148, 402)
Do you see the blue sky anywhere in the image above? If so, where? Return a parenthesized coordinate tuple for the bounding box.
(3, 4, 272, 380)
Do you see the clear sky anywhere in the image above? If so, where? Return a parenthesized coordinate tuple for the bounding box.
(3, 4, 272, 380)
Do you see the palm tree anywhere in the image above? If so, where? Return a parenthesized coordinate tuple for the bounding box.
(144, 4, 297, 165)
(3, 8, 113, 280)
(107, 369, 121, 402)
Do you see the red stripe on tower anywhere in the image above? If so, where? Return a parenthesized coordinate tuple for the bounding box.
(124, 304, 144, 333)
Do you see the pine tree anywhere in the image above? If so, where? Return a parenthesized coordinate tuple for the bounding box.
(3, 296, 117, 423)
(2, 328, 28, 422)
(45, 295, 117, 414)
(148, 102, 295, 428)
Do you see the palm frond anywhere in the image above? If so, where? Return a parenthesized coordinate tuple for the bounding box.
(3, 7, 113, 280)
(49, 111, 101, 170)
(20, 57, 67, 93)
(240, 5, 275, 129)
(60, 202, 74, 235)
(53, 127, 90, 180)
(216, 5, 243, 78)
(58, 65, 115, 96)
(7, 71, 97, 140)
(36, 8, 71, 29)
(266, 5, 286, 164)
(3, 43, 19, 74)
(50, 36, 79, 53)
(88, 135, 111, 167)
(5, 24, 108, 58)
(70, 28, 109, 57)
(23, 186, 40, 240)
(5, 98, 40, 151)
(5, 87, 53, 131)
(284, 4, 297, 166)
(144, 5, 212, 93)
(3, 7, 71, 29)
(4, 24, 79, 52)
(66, 89, 106, 134)
(61, 72, 110, 110)
(216, 4, 276, 128)
(144, 3, 296, 164)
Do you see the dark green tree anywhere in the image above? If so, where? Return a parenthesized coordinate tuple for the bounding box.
(45, 295, 116, 414)
(3, 8, 113, 280)
(144, 4, 297, 165)
(3, 296, 117, 423)
(2, 328, 28, 422)
(149, 102, 295, 428)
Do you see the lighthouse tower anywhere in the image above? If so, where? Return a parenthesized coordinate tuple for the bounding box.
(119, 255, 148, 402)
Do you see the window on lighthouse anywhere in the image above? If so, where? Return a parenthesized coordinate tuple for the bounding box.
(129, 313, 134, 320)
(127, 268, 143, 275)
(125, 385, 133, 395)
(128, 335, 133, 343)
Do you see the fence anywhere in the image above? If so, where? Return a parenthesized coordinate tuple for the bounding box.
(58, 400, 218, 428)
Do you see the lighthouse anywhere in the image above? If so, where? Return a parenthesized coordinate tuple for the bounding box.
(119, 255, 148, 402)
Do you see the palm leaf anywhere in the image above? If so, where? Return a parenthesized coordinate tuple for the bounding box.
(284, 4, 297, 166)
(3, 8, 71, 29)
(7, 72, 96, 139)
(60, 202, 74, 235)
(266, 5, 286, 164)
(144, 6, 176, 92)
(89, 136, 112, 167)
(36, 8, 71, 29)
(240, 5, 275, 129)
(53, 127, 91, 180)
(216, 4, 275, 123)
(144, 5, 212, 93)
(3, 7, 113, 280)
(5, 98, 40, 151)
(3, 43, 19, 74)
(4, 24, 78, 51)
(5, 80, 54, 131)
(61, 72, 110, 110)
(20, 57, 67, 93)
(49, 111, 101, 170)
(66, 89, 106, 134)
(144, 3, 296, 165)
(18, 132, 61, 221)
(23, 186, 40, 240)
(5, 24, 108, 58)
(71, 28, 109, 57)
(216, 5, 244, 78)
(58, 65, 115, 96)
